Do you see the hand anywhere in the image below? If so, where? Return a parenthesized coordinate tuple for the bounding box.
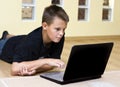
(18, 66, 36, 76)
(12, 62, 36, 76)
(44, 59, 65, 69)
(18, 62, 37, 76)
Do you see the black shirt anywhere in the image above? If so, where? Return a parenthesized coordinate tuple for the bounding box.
(0, 27, 64, 63)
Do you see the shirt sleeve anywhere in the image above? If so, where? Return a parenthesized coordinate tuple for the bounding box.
(13, 37, 40, 62)
(13, 45, 32, 62)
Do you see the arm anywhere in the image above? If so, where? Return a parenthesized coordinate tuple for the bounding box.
(11, 58, 65, 76)
(11, 33, 65, 76)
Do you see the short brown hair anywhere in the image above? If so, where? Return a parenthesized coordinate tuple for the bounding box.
(42, 5, 69, 25)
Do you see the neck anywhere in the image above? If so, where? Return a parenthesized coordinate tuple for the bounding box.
(42, 30, 52, 45)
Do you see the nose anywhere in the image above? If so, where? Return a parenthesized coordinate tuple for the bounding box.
(59, 30, 64, 36)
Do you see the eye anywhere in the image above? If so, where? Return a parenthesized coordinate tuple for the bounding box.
(63, 28, 65, 32)
(55, 28, 61, 31)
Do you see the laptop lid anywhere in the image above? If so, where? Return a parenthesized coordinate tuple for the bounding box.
(63, 42, 113, 81)
(40, 42, 113, 84)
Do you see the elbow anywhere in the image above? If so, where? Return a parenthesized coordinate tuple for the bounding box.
(11, 68, 18, 76)
(11, 62, 20, 76)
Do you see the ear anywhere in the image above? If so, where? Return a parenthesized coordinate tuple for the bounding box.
(42, 22, 48, 30)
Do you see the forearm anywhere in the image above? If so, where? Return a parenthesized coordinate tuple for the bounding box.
(11, 59, 45, 76)
(11, 59, 53, 76)
(22, 58, 65, 71)
(35, 64, 54, 73)
(22, 59, 45, 71)
(11, 58, 65, 76)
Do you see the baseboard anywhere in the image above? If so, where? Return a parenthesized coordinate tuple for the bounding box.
(65, 35, 120, 41)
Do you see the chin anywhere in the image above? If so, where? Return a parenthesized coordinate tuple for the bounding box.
(53, 40, 60, 43)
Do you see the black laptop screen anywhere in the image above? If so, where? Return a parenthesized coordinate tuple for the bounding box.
(63, 42, 113, 80)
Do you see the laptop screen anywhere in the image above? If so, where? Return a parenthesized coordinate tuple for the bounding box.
(63, 42, 113, 80)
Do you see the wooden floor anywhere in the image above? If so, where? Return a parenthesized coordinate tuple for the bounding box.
(0, 36, 120, 77)
(61, 36, 120, 71)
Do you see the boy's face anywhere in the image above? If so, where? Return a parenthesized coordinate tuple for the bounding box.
(42, 16, 67, 43)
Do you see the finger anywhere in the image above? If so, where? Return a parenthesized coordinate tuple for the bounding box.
(24, 66, 28, 73)
(20, 66, 28, 76)
(56, 62, 65, 68)
(53, 63, 63, 68)
(28, 70, 36, 75)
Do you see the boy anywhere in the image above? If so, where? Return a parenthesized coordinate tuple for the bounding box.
(0, 5, 69, 76)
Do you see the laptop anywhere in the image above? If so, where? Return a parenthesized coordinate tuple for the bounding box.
(40, 42, 114, 84)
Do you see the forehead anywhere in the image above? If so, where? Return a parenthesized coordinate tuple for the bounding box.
(51, 16, 67, 25)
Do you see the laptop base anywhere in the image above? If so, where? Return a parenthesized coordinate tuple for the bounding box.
(40, 75, 101, 85)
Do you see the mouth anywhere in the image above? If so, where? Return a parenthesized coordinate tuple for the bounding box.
(57, 37, 62, 40)
(54, 37, 62, 42)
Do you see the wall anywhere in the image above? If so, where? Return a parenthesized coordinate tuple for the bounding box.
(0, 0, 120, 37)
(0, 0, 50, 36)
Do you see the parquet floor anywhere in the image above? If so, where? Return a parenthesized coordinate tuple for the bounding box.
(61, 36, 120, 71)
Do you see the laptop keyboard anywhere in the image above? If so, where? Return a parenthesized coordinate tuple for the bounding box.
(41, 71, 64, 81)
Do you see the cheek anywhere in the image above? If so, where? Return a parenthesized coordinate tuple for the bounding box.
(47, 29, 56, 38)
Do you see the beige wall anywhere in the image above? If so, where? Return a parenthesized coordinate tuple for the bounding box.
(0, 0, 120, 37)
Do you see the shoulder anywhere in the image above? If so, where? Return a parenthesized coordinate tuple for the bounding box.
(28, 27, 42, 36)
(23, 27, 43, 47)
(20, 26, 42, 41)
